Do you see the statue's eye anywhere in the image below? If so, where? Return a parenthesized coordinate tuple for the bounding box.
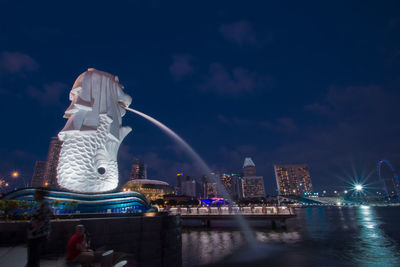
(98, 167, 106, 175)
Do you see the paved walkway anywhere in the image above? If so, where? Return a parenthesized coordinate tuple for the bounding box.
(0, 246, 135, 267)
(0, 246, 67, 267)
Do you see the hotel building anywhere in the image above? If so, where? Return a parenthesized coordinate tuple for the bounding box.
(240, 158, 266, 198)
(274, 164, 313, 196)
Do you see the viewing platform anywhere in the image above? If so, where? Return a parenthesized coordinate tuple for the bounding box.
(161, 206, 296, 228)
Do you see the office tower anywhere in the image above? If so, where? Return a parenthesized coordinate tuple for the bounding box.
(240, 177, 266, 198)
(243, 157, 256, 176)
(31, 137, 62, 188)
(129, 159, 147, 180)
(181, 178, 196, 197)
(31, 161, 46, 187)
(240, 158, 266, 198)
(44, 137, 63, 188)
(205, 182, 218, 198)
(220, 173, 239, 199)
(176, 172, 185, 195)
(274, 164, 313, 196)
(198, 175, 208, 198)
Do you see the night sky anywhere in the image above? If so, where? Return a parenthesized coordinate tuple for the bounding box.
(1, 1, 400, 194)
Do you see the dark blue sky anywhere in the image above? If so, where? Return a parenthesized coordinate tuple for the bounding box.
(1, 1, 400, 193)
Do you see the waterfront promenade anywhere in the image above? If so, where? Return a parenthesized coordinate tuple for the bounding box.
(162, 206, 295, 227)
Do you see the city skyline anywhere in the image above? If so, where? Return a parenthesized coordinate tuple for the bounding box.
(1, 1, 400, 194)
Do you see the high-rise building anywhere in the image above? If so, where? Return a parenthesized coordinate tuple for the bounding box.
(240, 158, 265, 198)
(181, 179, 196, 198)
(274, 164, 313, 196)
(243, 157, 256, 176)
(240, 177, 266, 198)
(205, 182, 218, 198)
(129, 159, 147, 180)
(31, 161, 46, 187)
(31, 137, 63, 189)
(175, 173, 185, 195)
(220, 173, 240, 200)
(44, 137, 63, 188)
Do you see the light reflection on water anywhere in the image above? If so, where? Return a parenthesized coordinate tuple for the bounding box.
(182, 207, 400, 267)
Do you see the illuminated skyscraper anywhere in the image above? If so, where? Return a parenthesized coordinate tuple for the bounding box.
(181, 178, 196, 197)
(240, 176, 265, 198)
(243, 157, 256, 176)
(205, 182, 218, 198)
(274, 164, 313, 196)
(130, 159, 147, 180)
(31, 161, 46, 187)
(240, 158, 265, 198)
(31, 137, 63, 188)
(44, 137, 63, 188)
(175, 172, 185, 195)
(220, 173, 240, 199)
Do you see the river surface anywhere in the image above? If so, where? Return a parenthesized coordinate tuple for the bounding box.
(181, 206, 400, 267)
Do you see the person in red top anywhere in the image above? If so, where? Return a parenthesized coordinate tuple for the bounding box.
(66, 225, 94, 267)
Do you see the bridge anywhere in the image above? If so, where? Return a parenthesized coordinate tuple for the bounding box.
(160, 206, 296, 228)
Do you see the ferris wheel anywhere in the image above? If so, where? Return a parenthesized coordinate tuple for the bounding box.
(377, 158, 400, 198)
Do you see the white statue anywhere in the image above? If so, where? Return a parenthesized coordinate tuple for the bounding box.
(57, 68, 132, 192)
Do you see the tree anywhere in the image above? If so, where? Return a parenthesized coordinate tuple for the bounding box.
(0, 200, 6, 217)
(154, 199, 164, 206)
(168, 199, 177, 206)
(6, 200, 20, 219)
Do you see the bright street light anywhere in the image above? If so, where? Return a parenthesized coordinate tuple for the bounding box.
(355, 184, 363, 191)
(11, 171, 19, 178)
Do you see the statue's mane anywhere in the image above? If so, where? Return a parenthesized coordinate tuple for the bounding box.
(59, 68, 132, 140)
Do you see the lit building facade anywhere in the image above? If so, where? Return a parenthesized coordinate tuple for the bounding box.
(181, 179, 196, 198)
(240, 158, 265, 198)
(31, 137, 63, 188)
(243, 157, 256, 176)
(274, 164, 313, 196)
(44, 137, 63, 188)
(205, 182, 218, 198)
(175, 173, 185, 194)
(31, 161, 46, 187)
(220, 173, 240, 200)
(122, 179, 175, 201)
(240, 176, 265, 198)
(130, 159, 147, 180)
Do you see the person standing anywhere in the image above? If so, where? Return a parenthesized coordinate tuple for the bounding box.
(26, 188, 52, 267)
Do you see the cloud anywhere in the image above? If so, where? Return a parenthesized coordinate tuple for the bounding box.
(272, 118, 298, 134)
(199, 63, 270, 96)
(27, 82, 67, 106)
(0, 51, 39, 73)
(218, 115, 297, 134)
(169, 54, 194, 80)
(306, 85, 393, 120)
(219, 21, 258, 46)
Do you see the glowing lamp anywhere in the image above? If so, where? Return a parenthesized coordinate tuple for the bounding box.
(355, 184, 363, 191)
(12, 171, 19, 178)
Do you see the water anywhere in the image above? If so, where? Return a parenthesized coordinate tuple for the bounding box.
(124, 107, 256, 245)
(182, 206, 400, 267)
(122, 108, 400, 265)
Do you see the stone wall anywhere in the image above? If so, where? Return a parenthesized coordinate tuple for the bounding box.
(0, 213, 182, 267)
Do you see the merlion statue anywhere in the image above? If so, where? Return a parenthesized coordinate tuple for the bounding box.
(57, 68, 132, 192)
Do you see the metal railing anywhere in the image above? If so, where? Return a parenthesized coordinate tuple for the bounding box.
(160, 206, 294, 216)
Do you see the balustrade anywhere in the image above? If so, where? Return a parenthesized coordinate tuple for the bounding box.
(162, 206, 293, 216)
